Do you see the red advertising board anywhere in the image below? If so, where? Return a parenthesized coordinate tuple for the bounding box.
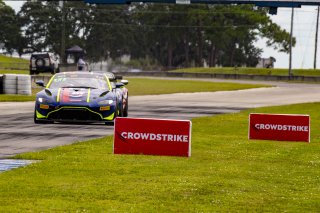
(114, 117, 192, 157)
(249, 113, 310, 142)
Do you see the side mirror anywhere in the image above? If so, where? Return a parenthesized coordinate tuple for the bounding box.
(115, 82, 124, 88)
(36, 80, 45, 87)
(120, 80, 129, 85)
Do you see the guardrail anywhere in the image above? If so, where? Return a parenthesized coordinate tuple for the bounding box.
(27, 71, 320, 88)
(117, 71, 320, 82)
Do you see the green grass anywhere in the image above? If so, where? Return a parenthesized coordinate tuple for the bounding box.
(125, 77, 268, 96)
(0, 55, 28, 63)
(173, 67, 320, 76)
(0, 103, 319, 211)
(0, 55, 29, 70)
(0, 88, 40, 102)
(0, 78, 268, 102)
(0, 69, 29, 75)
(0, 94, 36, 102)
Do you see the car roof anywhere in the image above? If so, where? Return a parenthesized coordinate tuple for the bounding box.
(31, 52, 50, 55)
(55, 71, 108, 79)
(91, 71, 116, 80)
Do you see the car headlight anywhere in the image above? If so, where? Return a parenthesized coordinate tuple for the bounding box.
(98, 100, 114, 105)
(38, 97, 52, 103)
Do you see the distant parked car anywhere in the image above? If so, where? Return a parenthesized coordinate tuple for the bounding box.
(29, 52, 59, 75)
(128, 68, 142, 73)
(256, 57, 276, 69)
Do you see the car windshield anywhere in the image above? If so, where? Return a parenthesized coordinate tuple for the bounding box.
(48, 73, 109, 90)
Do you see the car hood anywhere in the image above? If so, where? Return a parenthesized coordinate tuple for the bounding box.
(38, 87, 114, 104)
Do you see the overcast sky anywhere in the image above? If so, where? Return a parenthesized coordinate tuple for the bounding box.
(258, 6, 319, 69)
(4, 1, 320, 69)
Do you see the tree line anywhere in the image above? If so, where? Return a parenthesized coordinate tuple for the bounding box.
(0, 0, 294, 69)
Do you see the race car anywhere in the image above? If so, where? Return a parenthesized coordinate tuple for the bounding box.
(34, 72, 126, 124)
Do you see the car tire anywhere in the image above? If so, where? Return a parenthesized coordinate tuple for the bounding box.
(114, 104, 118, 119)
(36, 58, 45, 67)
(118, 101, 124, 117)
(123, 97, 128, 117)
(105, 121, 114, 126)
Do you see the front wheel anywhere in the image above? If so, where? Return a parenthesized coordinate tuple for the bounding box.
(118, 103, 124, 117)
(105, 121, 114, 126)
(123, 97, 128, 117)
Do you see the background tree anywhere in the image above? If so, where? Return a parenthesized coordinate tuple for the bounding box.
(18, 1, 51, 53)
(0, 0, 21, 54)
(11, 1, 295, 68)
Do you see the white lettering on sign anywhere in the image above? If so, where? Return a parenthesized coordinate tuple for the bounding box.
(254, 124, 309, 132)
(121, 132, 189, 142)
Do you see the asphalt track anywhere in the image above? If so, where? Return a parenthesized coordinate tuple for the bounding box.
(1, 79, 320, 158)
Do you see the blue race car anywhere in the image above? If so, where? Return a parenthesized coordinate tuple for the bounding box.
(34, 72, 125, 124)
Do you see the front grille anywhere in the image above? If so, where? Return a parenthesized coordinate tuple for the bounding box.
(48, 108, 101, 122)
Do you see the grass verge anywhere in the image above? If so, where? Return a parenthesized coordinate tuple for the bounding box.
(125, 77, 269, 96)
(0, 89, 40, 102)
(0, 94, 36, 102)
(0, 55, 28, 63)
(0, 103, 319, 211)
(173, 67, 320, 76)
(0, 69, 29, 75)
(0, 78, 269, 102)
(0, 55, 28, 70)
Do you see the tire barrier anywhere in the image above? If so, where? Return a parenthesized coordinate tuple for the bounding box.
(17, 75, 32, 95)
(3, 74, 17, 95)
(3, 74, 32, 95)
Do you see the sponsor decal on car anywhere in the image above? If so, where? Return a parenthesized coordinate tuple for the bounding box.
(100, 106, 110, 111)
(69, 90, 85, 98)
(40, 104, 49, 109)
